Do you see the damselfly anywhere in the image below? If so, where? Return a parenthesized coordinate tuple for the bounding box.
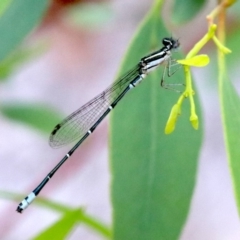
(17, 37, 180, 213)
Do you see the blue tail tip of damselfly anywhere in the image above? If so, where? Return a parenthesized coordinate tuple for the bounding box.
(16, 192, 36, 213)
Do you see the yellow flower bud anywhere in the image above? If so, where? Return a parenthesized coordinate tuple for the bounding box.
(190, 113, 199, 130)
(165, 104, 181, 134)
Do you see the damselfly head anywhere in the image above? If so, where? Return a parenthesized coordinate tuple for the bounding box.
(162, 37, 180, 50)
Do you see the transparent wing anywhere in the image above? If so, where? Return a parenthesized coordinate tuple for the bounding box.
(49, 65, 141, 148)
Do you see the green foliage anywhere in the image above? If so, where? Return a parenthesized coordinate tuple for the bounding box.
(0, 43, 47, 80)
(1, 104, 63, 134)
(217, 25, 240, 215)
(172, 0, 206, 23)
(0, 0, 49, 62)
(221, 77, 240, 209)
(66, 2, 113, 30)
(0, 190, 111, 238)
(34, 209, 83, 240)
(110, 1, 202, 239)
(0, 0, 12, 16)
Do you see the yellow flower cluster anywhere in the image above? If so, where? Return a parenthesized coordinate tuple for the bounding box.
(165, 24, 231, 134)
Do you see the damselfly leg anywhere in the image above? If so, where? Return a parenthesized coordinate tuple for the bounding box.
(161, 58, 184, 92)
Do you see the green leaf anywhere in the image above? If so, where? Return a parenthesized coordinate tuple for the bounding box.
(0, 0, 12, 16)
(0, 190, 111, 238)
(0, 43, 46, 80)
(33, 209, 83, 240)
(33, 208, 111, 239)
(66, 2, 113, 30)
(1, 103, 63, 134)
(172, 0, 206, 24)
(0, 0, 49, 62)
(225, 28, 240, 71)
(110, 1, 203, 240)
(220, 75, 240, 213)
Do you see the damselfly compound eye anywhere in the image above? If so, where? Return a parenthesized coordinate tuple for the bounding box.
(162, 37, 180, 50)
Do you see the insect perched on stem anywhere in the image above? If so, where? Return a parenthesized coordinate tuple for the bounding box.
(17, 37, 180, 213)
